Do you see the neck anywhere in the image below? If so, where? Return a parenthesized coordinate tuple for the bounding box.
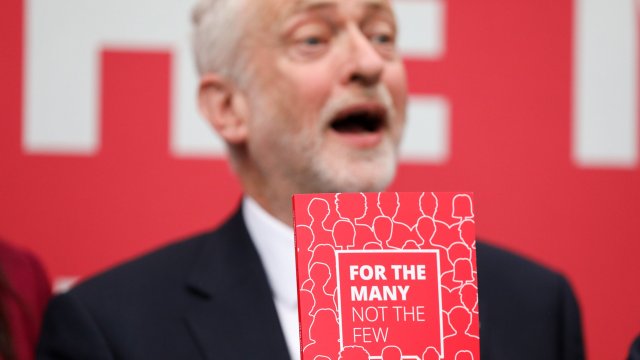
(246, 190, 293, 227)
(239, 173, 294, 228)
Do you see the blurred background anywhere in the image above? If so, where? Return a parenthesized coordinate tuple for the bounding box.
(1, 0, 638, 358)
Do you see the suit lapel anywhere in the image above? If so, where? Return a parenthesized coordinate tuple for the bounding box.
(184, 208, 292, 360)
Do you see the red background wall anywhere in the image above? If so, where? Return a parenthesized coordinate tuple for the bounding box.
(1, 0, 638, 358)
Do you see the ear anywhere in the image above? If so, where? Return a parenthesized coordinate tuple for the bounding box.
(198, 73, 249, 144)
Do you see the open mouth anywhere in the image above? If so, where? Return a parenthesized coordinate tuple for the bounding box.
(330, 105, 387, 134)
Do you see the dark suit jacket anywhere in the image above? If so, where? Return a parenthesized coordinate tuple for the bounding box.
(629, 335, 640, 360)
(37, 209, 584, 359)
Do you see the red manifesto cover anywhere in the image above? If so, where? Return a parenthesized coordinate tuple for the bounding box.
(293, 192, 480, 360)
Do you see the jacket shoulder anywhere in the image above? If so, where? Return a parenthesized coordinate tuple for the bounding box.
(476, 241, 584, 360)
(70, 230, 212, 301)
(476, 241, 568, 289)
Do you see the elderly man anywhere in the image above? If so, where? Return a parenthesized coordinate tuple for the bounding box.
(37, 0, 584, 359)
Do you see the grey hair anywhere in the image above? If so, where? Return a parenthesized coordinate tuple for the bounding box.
(192, 0, 249, 80)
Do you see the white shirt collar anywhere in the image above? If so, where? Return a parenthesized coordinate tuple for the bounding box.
(242, 196, 298, 307)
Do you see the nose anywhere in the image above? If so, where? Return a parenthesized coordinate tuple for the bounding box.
(342, 25, 385, 87)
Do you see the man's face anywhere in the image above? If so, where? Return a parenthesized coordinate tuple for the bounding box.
(240, 0, 407, 197)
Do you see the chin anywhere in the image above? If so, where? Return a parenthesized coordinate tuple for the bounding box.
(312, 150, 398, 193)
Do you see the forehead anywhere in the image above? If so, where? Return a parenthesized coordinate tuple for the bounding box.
(289, 0, 390, 10)
(259, 0, 394, 20)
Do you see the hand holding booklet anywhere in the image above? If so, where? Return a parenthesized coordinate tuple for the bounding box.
(293, 192, 480, 360)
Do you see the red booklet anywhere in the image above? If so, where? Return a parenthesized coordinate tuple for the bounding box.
(293, 192, 479, 360)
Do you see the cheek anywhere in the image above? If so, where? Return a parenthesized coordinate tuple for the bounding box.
(384, 64, 408, 112)
(291, 71, 333, 108)
(276, 60, 334, 114)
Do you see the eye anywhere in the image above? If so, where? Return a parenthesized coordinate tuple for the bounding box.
(289, 23, 332, 60)
(371, 33, 394, 45)
(302, 36, 323, 46)
(294, 34, 329, 59)
(365, 21, 397, 57)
